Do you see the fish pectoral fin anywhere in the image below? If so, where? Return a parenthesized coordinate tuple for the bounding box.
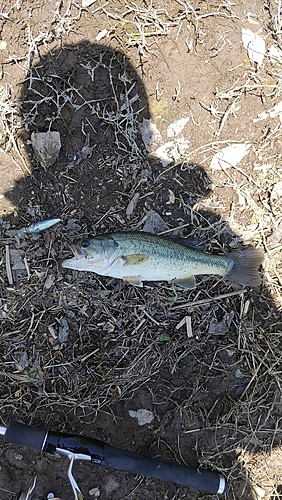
(172, 276, 196, 289)
(123, 253, 148, 265)
(123, 275, 144, 287)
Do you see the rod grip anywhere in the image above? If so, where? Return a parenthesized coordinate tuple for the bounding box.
(102, 444, 226, 495)
(3, 421, 226, 494)
(4, 420, 47, 451)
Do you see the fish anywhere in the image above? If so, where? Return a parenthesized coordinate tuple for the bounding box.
(61, 231, 264, 289)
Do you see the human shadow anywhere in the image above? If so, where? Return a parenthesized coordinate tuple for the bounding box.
(0, 41, 281, 500)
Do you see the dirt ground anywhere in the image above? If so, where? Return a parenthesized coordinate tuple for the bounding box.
(0, 1, 282, 499)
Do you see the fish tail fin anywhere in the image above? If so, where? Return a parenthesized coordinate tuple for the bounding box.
(226, 248, 264, 287)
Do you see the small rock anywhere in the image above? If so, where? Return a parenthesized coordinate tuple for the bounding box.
(44, 274, 55, 290)
(31, 131, 61, 168)
(225, 348, 236, 358)
(128, 409, 154, 426)
(89, 487, 100, 498)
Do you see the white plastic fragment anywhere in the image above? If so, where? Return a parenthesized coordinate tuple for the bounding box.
(82, 0, 96, 6)
(150, 142, 175, 165)
(242, 28, 265, 66)
(253, 484, 265, 500)
(167, 117, 189, 137)
(128, 409, 154, 426)
(0, 41, 7, 50)
(210, 144, 251, 170)
(31, 131, 61, 168)
(140, 118, 190, 165)
(96, 29, 108, 41)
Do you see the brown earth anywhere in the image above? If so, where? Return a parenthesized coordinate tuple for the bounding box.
(0, 1, 282, 500)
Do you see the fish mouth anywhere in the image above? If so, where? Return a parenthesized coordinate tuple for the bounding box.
(61, 243, 88, 268)
(61, 240, 106, 270)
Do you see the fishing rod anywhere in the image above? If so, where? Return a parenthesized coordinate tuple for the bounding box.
(0, 420, 226, 499)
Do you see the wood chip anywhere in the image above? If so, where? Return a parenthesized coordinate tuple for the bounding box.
(176, 315, 193, 337)
(5, 244, 13, 285)
(126, 192, 140, 217)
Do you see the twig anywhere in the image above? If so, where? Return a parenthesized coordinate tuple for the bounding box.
(170, 289, 247, 310)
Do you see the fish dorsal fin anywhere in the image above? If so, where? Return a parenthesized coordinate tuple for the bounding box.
(123, 254, 149, 265)
(169, 235, 207, 252)
(172, 276, 196, 289)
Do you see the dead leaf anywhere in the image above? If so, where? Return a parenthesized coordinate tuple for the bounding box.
(139, 118, 162, 152)
(208, 311, 235, 335)
(167, 117, 189, 137)
(142, 210, 169, 234)
(150, 138, 190, 167)
(210, 144, 250, 170)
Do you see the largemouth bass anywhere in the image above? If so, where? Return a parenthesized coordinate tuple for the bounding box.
(61, 231, 264, 289)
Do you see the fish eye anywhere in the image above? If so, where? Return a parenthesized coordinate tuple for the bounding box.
(81, 240, 90, 248)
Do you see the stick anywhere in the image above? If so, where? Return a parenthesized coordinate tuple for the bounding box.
(170, 289, 247, 310)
